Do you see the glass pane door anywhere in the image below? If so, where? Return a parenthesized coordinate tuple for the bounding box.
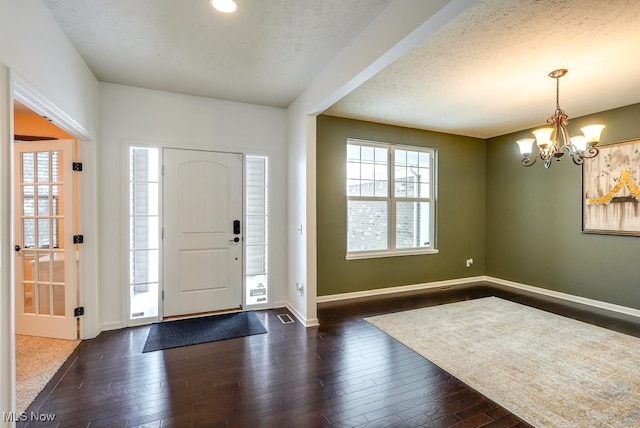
(15, 139, 78, 340)
(19, 150, 65, 316)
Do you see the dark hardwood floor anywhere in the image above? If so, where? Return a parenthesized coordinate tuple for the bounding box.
(19, 283, 640, 427)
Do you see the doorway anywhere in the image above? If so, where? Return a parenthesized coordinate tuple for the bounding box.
(11, 99, 83, 412)
(13, 100, 81, 340)
(162, 148, 243, 317)
(8, 73, 93, 417)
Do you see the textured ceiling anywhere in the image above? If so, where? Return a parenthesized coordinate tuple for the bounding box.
(41, 0, 392, 108)
(326, 0, 640, 138)
(42, 0, 640, 139)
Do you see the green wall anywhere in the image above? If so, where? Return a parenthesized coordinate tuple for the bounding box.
(317, 115, 486, 296)
(486, 103, 640, 309)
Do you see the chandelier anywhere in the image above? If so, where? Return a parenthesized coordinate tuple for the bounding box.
(516, 69, 605, 168)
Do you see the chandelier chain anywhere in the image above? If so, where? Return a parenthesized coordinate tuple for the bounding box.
(556, 77, 561, 111)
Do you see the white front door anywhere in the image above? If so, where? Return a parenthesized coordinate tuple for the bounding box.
(14, 140, 78, 340)
(162, 148, 243, 317)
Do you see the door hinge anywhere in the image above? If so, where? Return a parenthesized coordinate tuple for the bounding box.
(161, 228, 164, 240)
(74, 306, 84, 317)
(73, 235, 84, 244)
(162, 290, 164, 301)
(72, 162, 83, 171)
(161, 165, 165, 176)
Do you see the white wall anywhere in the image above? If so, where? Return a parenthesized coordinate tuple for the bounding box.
(0, 0, 98, 133)
(286, 0, 471, 326)
(0, 0, 99, 419)
(98, 83, 288, 330)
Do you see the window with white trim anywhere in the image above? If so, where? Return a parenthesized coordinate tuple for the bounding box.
(346, 139, 436, 259)
(128, 146, 159, 319)
(245, 156, 269, 305)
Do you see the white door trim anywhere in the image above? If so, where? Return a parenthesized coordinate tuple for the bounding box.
(11, 72, 92, 141)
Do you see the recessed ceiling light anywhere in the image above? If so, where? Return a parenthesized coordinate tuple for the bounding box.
(211, 0, 237, 13)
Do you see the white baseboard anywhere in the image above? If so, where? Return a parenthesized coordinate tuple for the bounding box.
(484, 276, 640, 319)
(285, 303, 319, 327)
(315, 275, 640, 321)
(316, 276, 486, 303)
(99, 321, 123, 332)
(272, 300, 288, 309)
(266, 300, 320, 327)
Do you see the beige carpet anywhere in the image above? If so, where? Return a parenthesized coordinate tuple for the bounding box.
(365, 297, 640, 427)
(16, 335, 80, 413)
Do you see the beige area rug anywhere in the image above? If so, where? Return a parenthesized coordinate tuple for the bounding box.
(16, 335, 80, 413)
(365, 297, 640, 427)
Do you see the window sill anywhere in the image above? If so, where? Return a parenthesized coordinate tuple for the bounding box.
(345, 248, 439, 260)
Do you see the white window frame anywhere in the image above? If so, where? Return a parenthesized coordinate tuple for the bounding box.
(245, 155, 269, 307)
(127, 145, 161, 322)
(346, 138, 438, 260)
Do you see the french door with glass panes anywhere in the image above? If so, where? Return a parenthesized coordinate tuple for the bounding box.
(14, 140, 78, 340)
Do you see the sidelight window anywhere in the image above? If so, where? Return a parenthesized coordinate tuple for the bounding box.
(128, 146, 160, 319)
(245, 156, 268, 305)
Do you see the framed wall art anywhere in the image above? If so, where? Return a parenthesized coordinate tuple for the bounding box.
(582, 139, 640, 235)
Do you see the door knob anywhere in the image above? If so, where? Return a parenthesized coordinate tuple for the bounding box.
(229, 237, 240, 243)
(14, 245, 21, 252)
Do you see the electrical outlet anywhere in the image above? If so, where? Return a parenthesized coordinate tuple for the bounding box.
(466, 258, 474, 267)
(295, 282, 304, 296)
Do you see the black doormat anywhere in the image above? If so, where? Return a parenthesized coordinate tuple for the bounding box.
(142, 311, 267, 353)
